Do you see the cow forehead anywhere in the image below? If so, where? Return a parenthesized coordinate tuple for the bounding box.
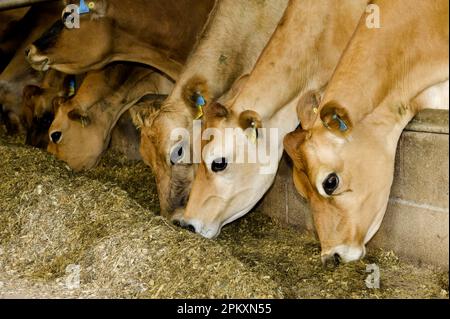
(298, 131, 340, 179)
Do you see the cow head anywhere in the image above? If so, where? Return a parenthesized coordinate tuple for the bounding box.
(26, 0, 112, 74)
(131, 76, 210, 219)
(47, 96, 104, 171)
(283, 92, 403, 266)
(48, 85, 167, 172)
(178, 95, 298, 239)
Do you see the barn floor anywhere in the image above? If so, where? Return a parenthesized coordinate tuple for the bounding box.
(0, 126, 448, 299)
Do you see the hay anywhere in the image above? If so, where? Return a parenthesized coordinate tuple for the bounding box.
(0, 125, 448, 299)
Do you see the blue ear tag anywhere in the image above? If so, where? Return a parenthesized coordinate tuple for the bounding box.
(68, 77, 76, 97)
(194, 93, 206, 120)
(332, 114, 348, 132)
(78, 0, 90, 14)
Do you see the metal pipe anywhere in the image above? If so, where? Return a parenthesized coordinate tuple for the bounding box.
(0, 0, 58, 11)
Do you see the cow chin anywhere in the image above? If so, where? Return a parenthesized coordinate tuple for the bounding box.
(47, 144, 101, 172)
(182, 189, 266, 239)
(185, 202, 257, 239)
(27, 53, 51, 72)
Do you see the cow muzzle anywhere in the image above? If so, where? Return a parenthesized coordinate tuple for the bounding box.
(321, 245, 366, 268)
(173, 217, 220, 239)
(25, 45, 51, 71)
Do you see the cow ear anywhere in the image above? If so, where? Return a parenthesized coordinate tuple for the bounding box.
(297, 89, 323, 130)
(129, 95, 165, 129)
(284, 129, 312, 199)
(129, 106, 146, 129)
(239, 110, 262, 144)
(292, 169, 314, 200)
(52, 96, 66, 114)
(68, 109, 91, 127)
(182, 75, 210, 119)
(205, 101, 229, 119)
(320, 102, 352, 134)
(283, 128, 309, 163)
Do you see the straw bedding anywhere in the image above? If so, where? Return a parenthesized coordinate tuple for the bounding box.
(0, 126, 447, 299)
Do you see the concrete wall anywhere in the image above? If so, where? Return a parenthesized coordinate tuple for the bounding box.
(258, 109, 449, 269)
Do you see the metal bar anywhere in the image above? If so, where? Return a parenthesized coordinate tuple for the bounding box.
(0, 0, 58, 11)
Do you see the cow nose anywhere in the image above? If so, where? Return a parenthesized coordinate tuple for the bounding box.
(25, 45, 36, 57)
(50, 131, 62, 144)
(172, 219, 182, 228)
(321, 253, 341, 269)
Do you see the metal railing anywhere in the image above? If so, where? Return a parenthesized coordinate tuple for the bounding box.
(0, 0, 59, 11)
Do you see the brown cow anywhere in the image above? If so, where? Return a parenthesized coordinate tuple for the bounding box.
(47, 63, 173, 171)
(180, 0, 369, 239)
(26, 0, 215, 79)
(22, 70, 79, 148)
(283, 0, 449, 265)
(131, 0, 289, 219)
(0, 2, 64, 134)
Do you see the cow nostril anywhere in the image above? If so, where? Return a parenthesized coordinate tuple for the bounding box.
(50, 131, 62, 144)
(172, 220, 195, 233)
(182, 224, 196, 233)
(322, 253, 341, 269)
(172, 219, 182, 228)
(333, 253, 341, 266)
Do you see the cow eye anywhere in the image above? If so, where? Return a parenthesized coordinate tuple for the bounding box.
(170, 144, 184, 165)
(211, 157, 227, 173)
(41, 112, 54, 127)
(322, 173, 339, 196)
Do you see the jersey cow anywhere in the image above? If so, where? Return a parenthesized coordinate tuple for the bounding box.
(25, 0, 215, 79)
(179, 0, 369, 239)
(0, 2, 63, 134)
(283, 0, 449, 266)
(131, 0, 289, 218)
(47, 63, 173, 171)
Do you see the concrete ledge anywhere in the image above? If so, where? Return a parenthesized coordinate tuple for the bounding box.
(258, 109, 449, 269)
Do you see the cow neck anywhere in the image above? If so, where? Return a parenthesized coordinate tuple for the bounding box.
(112, 37, 183, 81)
(319, 0, 449, 126)
(109, 0, 216, 81)
(229, 0, 368, 121)
(98, 71, 163, 144)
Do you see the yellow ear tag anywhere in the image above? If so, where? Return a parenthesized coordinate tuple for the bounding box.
(248, 121, 257, 144)
(195, 106, 204, 120)
(88, 2, 95, 9)
(313, 107, 318, 114)
(194, 93, 206, 120)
